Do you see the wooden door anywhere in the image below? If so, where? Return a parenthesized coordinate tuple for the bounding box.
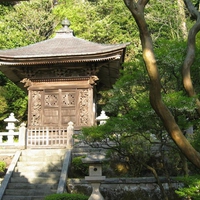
(43, 89, 77, 127)
(28, 87, 94, 129)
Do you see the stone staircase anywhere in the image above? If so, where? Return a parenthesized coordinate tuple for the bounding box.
(2, 149, 67, 200)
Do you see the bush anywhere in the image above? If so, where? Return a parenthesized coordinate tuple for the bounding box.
(175, 175, 200, 200)
(0, 161, 6, 172)
(71, 156, 88, 177)
(44, 193, 89, 200)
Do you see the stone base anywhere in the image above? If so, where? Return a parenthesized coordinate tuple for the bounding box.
(67, 177, 183, 200)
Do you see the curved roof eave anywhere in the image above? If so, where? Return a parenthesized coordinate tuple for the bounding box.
(0, 49, 126, 65)
(0, 37, 129, 60)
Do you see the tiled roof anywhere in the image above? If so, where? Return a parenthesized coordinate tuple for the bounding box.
(0, 23, 129, 65)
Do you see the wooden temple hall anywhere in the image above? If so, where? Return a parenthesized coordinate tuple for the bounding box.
(0, 19, 129, 148)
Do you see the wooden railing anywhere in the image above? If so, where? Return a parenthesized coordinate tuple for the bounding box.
(27, 127, 67, 147)
(0, 113, 75, 149)
(27, 122, 74, 148)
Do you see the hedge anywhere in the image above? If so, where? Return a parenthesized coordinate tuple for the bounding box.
(44, 193, 89, 200)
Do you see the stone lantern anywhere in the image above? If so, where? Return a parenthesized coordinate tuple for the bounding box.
(96, 110, 109, 125)
(82, 153, 106, 200)
(4, 113, 18, 143)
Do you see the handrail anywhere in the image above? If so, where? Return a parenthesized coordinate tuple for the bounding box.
(57, 149, 72, 193)
(0, 151, 21, 200)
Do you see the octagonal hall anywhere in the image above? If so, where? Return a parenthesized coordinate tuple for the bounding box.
(0, 19, 129, 147)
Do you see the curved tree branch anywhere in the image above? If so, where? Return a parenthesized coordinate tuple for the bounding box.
(183, 0, 200, 114)
(123, 0, 200, 168)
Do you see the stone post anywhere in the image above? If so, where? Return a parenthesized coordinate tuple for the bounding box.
(82, 154, 106, 200)
(4, 113, 18, 143)
(67, 121, 74, 149)
(19, 122, 26, 147)
(0, 135, 2, 144)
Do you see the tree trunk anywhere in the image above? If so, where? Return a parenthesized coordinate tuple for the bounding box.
(146, 165, 168, 200)
(182, 0, 200, 115)
(131, 155, 168, 200)
(123, 0, 200, 168)
(179, 152, 189, 176)
(177, 0, 188, 39)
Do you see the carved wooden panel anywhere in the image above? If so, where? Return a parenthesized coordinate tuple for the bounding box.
(43, 91, 59, 126)
(62, 92, 75, 106)
(28, 86, 94, 129)
(61, 91, 76, 126)
(79, 89, 89, 126)
(44, 94, 59, 107)
(30, 90, 42, 126)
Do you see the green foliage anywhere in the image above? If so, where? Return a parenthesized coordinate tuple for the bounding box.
(44, 193, 88, 200)
(0, 82, 27, 130)
(163, 91, 196, 130)
(155, 39, 186, 92)
(0, 161, 6, 172)
(0, 2, 14, 16)
(0, 89, 8, 117)
(154, 38, 200, 131)
(0, 78, 28, 130)
(190, 32, 200, 93)
(176, 175, 200, 200)
(190, 121, 200, 153)
(4, 81, 27, 116)
(71, 156, 88, 177)
(0, 0, 56, 49)
(80, 59, 195, 177)
(146, 1, 186, 40)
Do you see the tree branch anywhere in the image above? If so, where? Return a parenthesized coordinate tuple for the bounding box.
(184, 0, 199, 19)
(123, 0, 200, 168)
(183, 0, 200, 115)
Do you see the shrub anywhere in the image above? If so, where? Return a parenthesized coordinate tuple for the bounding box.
(175, 175, 200, 200)
(44, 193, 88, 200)
(0, 161, 6, 172)
(71, 156, 88, 177)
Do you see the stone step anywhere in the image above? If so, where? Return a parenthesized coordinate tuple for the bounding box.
(15, 166, 61, 173)
(2, 195, 44, 200)
(0, 149, 18, 156)
(7, 182, 57, 189)
(4, 188, 56, 196)
(1, 149, 66, 200)
(15, 163, 62, 172)
(21, 149, 66, 157)
(16, 161, 62, 167)
(12, 171, 61, 178)
(19, 155, 64, 162)
(10, 176, 59, 184)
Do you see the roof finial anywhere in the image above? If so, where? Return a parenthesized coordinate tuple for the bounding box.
(62, 18, 70, 28)
(55, 18, 74, 38)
